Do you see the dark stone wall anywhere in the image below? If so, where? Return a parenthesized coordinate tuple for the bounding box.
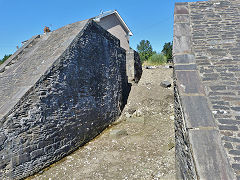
(0, 21, 128, 179)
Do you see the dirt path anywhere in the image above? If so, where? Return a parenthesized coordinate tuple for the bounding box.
(29, 66, 175, 180)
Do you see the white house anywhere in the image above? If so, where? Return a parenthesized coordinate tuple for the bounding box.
(93, 10, 133, 51)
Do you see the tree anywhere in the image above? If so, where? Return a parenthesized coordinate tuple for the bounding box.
(137, 40, 153, 62)
(0, 54, 12, 65)
(161, 42, 173, 60)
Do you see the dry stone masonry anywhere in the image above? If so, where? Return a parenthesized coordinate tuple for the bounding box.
(0, 19, 139, 179)
(174, 0, 240, 179)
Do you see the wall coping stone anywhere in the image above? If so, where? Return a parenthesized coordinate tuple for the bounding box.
(174, 2, 235, 179)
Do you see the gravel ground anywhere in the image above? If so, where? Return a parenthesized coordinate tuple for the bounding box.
(28, 66, 175, 180)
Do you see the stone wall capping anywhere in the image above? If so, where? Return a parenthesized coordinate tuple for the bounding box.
(175, 2, 188, 6)
(174, 54, 195, 64)
(0, 101, 19, 117)
(0, 35, 40, 74)
(189, 129, 234, 180)
(173, 36, 192, 55)
(174, 1, 235, 179)
(174, 5, 189, 15)
(180, 93, 206, 97)
(181, 95, 216, 128)
(175, 70, 205, 95)
(174, 14, 190, 23)
(174, 23, 191, 36)
(174, 64, 197, 70)
(10, 86, 32, 100)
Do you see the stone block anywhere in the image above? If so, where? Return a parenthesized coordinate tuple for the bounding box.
(229, 150, 240, 155)
(232, 164, 240, 170)
(222, 136, 240, 144)
(209, 85, 226, 91)
(203, 73, 219, 81)
(174, 23, 191, 36)
(174, 5, 189, 15)
(173, 36, 191, 54)
(218, 125, 238, 131)
(212, 105, 229, 110)
(231, 107, 240, 111)
(224, 142, 233, 149)
(174, 15, 189, 23)
(175, 64, 197, 70)
(174, 54, 195, 64)
(218, 119, 240, 125)
(30, 149, 44, 159)
(189, 129, 234, 180)
(19, 153, 31, 165)
(207, 49, 227, 56)
(175, 71, 205, 94)
(160, 81, 171, 88)
(11, 156, 20, 167)
(181, 96, 216, 128)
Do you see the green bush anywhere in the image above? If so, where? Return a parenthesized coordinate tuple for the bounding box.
(148, 53, 167, 65)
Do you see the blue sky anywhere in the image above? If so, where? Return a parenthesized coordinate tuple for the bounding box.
(0, 0, 200, 59)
